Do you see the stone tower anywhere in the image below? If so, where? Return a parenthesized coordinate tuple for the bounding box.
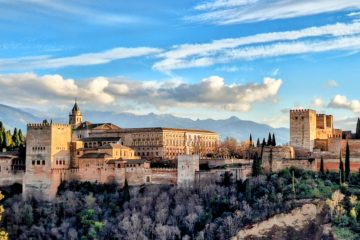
(23, 123, 72, 199)
(290, 109, 317, 151)
(69, 100, 83, 128)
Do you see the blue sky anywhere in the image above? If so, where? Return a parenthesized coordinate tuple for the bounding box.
(1, 0, 360, 130)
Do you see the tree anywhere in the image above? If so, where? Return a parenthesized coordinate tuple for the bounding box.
(272, 133, 276, 146)
(345, 141, 350, 181)
(12, 128, 20, 148)
(252, 152, 262, 177)
(339, 157, 345, 185)
(320, 156, 324, 175)
(262, 138, 266, 147)
(0, 122, 4, 150)
(123, 179, 130, 202)
(249, 134, 252, 146)
(269, 147, 273, 173)
(0, 191, 8, 240)
(267, 133, 272, 146)
(356, 118, 360, 139)
(18, 129, 25, 145)
(256, 138, 260, 147)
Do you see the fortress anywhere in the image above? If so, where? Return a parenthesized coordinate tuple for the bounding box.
(290, 109, 342, 152)
(3, 104, 360, 200)
(21, 102, 221, 199)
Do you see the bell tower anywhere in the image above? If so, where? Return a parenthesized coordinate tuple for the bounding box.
(69, 99, 83, 128)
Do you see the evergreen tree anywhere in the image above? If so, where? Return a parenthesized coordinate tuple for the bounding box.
(256, 138, 260, 147)
(123, 179, 130, 202)
(18, 129, 25, 145)
(345, 141, 350, 181)
(249, 134, 252, 146)
(356, 118, 360, 139)
(339, 157, 345, 185)
(267, 133, 272, 146)
(252, 152, 262, 177)
(262, 138, 266, 147)
(320, 156, 324, 175)
(269, 147, 273, 173)
(4, 130, 13, 149)
(12, 128, 20, 148)
(0, 122, 4, 150)
(292, 170, 296, 195)
(272, 133, 276, 146)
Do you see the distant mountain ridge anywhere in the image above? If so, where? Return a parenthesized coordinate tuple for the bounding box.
(0, 104, 289, 143)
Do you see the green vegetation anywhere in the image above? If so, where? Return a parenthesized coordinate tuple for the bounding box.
(0, 121, 25, 151)
(3, 168, 350, 239)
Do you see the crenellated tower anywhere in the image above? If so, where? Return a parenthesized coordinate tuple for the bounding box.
(290, 109, 317, 151)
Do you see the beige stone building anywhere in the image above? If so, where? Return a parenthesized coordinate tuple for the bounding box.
(89, 128, 219, 160)
(290, 109, 342, 151)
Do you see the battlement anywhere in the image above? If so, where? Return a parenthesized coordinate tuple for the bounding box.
(290, 109, 313, 113)
(151, 168, 177, 172)
(27, 123, 70, 128)
(290, 109, 316, 115)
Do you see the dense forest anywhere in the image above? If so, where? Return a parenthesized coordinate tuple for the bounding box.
(2, 168, 360, 239)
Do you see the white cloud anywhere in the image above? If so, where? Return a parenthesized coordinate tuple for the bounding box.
(190, 0, 360, 25)
(0, 73, 115, 106)
(153, 22, 360, 72)
(328, 94, 360, 112)
(0, 47, 162, 70)
(312, 97, 324, 107)
(195, 0, 259, 10)
(0, 73, 282, 113)
(325, 80, 338, 88)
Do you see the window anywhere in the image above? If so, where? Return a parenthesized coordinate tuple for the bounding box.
(37, 160, 40, 165)
(42, 160, 45, 165)
(32, 160, 35, 165)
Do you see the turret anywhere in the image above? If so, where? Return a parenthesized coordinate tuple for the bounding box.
(69, 99, 83, 128)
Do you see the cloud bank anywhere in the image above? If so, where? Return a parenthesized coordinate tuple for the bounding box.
(0, 73, 282, 112)
(190, 0, 360, 25)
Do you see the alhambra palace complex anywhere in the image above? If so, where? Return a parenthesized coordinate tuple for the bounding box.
(1, 103, 360, 199)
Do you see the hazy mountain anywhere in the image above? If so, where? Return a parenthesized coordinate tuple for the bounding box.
(0, 104, 289, 143)
(84, 111, 289, 144)
(0, 104, 41, 130)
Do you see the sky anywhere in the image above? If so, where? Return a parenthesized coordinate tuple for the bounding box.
(1, 0, 360, 130)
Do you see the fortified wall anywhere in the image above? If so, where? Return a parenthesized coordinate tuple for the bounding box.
(261, 146, 317, 173)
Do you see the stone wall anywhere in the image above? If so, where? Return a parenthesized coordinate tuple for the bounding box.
(150, 168, 177, 185)
(177, 155, 199, 186)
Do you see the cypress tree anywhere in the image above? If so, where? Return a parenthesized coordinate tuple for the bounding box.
(0, 122, 4, 149)
(5, 130, 13, 148)
(18, 129, 25, 145)
(123, 179, 130, 202)
(252, 152, 262, 177)
(272, 133, 276, 146)
(267, 133, 272, 146)
(345, 141, 350, 181)
(249, 134, 252, 146)
(320, 156, 324, 175)
(12, 128, 20, 148)
(256, 138, 260, 147)
(269, 147, 273, 173)
(262, 138, 266, 147)
(356, 118, 360, 139)
(339, 157, 345, 185)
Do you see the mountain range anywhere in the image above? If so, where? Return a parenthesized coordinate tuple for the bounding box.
(0, 104, 289, 144)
